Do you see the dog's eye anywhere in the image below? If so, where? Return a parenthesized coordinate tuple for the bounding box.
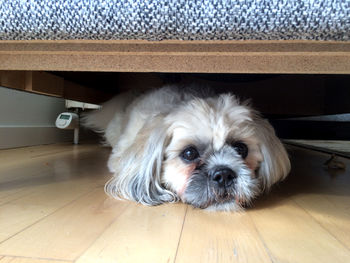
(232, 141, 248, 159)
(181, 146, 200, 162)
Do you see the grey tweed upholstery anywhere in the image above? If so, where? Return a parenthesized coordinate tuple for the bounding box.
(1, 0, 349, 41)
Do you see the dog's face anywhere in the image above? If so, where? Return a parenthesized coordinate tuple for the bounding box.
(162, 96, 263, 211)
(106, 94, 290, 211)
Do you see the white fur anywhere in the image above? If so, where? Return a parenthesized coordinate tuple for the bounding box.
(83, 85, 291, 211)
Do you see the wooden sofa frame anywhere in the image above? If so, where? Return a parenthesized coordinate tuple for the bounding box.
(1, 40, 350, 103)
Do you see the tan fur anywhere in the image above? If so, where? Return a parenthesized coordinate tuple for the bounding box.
(83, 85, 291, 211)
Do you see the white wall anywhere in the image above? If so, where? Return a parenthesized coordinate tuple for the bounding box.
(0, 87, 73, 149)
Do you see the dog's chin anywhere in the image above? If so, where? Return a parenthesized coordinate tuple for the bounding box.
(205, 201, 244, 212)
(184, 196, 252, 212)
(181, 185, 256, 211)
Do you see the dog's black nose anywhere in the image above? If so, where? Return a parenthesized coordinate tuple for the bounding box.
(211, 167, 236, 187)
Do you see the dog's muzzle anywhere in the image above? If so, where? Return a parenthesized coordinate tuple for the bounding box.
(210, 166, 237, 188)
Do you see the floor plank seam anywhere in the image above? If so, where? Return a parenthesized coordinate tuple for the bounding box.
(0, 190, 36, 207)
(248, 213, 277, 263)
(323, 195, 348, 211)
(31, 149, 75, 159)
(292, 198, 350, 252)
(73, 202, 131, 262)
(0, 254, 73, 262)
(0, 188, 94, 246)
(31, 150, 96, 162)
(173, 205, 188, 263)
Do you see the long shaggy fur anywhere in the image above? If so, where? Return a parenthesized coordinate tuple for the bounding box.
(83, 85, 290, 211)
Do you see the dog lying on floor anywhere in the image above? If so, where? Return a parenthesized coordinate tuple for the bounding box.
(83, 85, 290, 211)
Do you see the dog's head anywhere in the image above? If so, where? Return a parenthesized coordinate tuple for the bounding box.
(106, 94, 290, 211)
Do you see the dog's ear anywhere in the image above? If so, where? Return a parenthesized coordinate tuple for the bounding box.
(105, 115, 178, 205)
(254, 117, 291, 191)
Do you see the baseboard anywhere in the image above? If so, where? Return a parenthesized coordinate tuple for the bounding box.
(0, 126, 73, 149)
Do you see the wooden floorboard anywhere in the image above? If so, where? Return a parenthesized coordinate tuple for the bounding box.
(0, 179, 95, 243)
(293, 194, 350, 249)
(249, 197, 350, 263)
(0, 143, 349, 262)
(76, 203, 187, 263)
(0, 256, 71, 263)
(0, 189, 128, 261)
(175, 207, 272, 263)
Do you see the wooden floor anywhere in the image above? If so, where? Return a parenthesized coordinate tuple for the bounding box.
(0, 143, 350, 263)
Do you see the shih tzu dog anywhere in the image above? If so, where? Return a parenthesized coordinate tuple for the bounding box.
(83, 85, 290, 211)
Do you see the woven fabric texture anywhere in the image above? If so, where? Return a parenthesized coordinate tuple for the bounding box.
(1, 0, 349, 41)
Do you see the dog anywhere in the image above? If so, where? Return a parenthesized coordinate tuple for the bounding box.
(83, 85, 290, 211)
